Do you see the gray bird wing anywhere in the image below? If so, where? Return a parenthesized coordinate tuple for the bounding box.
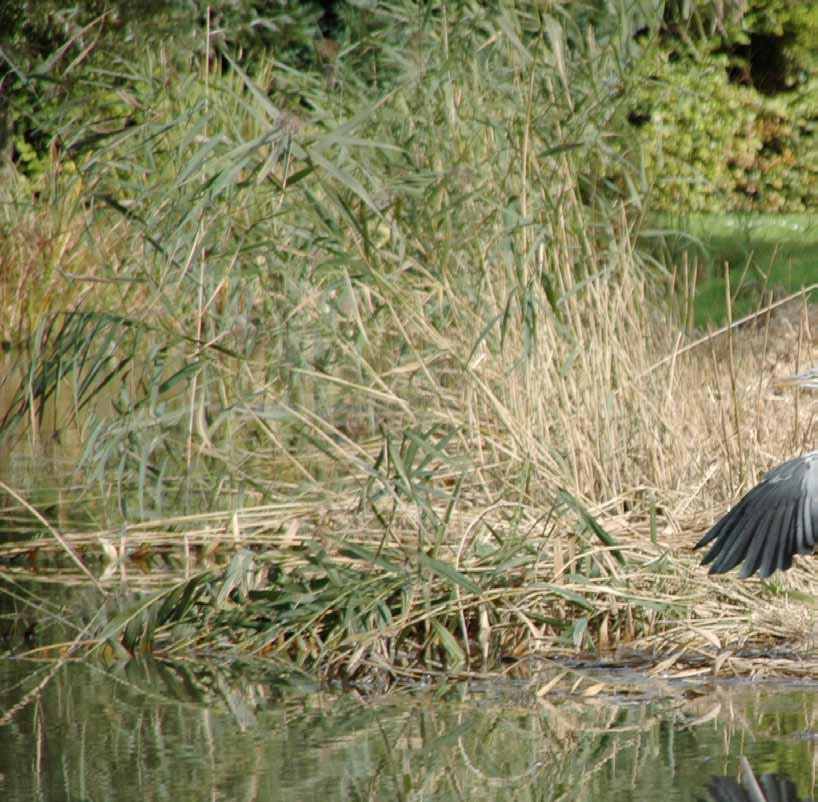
(695, 453, 818, 578)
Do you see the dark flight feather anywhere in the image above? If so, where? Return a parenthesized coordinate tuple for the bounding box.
(696, 453, 818, 579)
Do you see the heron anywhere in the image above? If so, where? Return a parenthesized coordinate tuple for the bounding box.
(695, 369, 818, 579)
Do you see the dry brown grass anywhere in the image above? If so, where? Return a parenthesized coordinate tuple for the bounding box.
(5, 295, 818, 680)
(0, 169, 136, 345)
(4, 208, 818, 679)
(3, 6, 818, 681)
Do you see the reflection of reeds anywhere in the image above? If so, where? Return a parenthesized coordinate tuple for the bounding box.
(2, 4, 818, 679)
(3, 656, 818, 802)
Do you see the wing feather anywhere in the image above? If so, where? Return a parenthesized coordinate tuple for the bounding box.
(702, 483, 780, 574)
(757, 503, 791, 578)
(739, 503, 782, 579)
(777, 499, 797, 572)
(696, 454, 818, 578)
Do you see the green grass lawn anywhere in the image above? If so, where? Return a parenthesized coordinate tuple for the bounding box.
(650, 214, 818, 328)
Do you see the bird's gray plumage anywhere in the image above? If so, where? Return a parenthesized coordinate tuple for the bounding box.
(706, 772, 805, 802)
(696, 451, 818, 578)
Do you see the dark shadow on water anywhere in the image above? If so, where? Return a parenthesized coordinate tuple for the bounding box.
(705, 762, 815, 802)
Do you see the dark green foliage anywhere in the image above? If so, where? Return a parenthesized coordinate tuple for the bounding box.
(0, 1, 329, 180)
(621, 0, 818, 212)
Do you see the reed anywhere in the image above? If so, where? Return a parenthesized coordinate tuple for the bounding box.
(2, 2, 817, 680)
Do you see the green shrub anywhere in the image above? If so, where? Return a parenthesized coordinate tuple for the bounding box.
(622, 0, 818, 212)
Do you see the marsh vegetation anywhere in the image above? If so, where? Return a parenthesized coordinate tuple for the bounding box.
(2, 1, 818, 684)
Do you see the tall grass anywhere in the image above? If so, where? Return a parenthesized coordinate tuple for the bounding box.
(2, 2, 818, 676)
(2, 3, 656, 507)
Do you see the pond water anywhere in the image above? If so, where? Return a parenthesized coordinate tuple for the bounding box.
(2, 656, 818, 802)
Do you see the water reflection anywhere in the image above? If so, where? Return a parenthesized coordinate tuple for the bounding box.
(706, 769, 811, 802)
(1, 658, 818, 802)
